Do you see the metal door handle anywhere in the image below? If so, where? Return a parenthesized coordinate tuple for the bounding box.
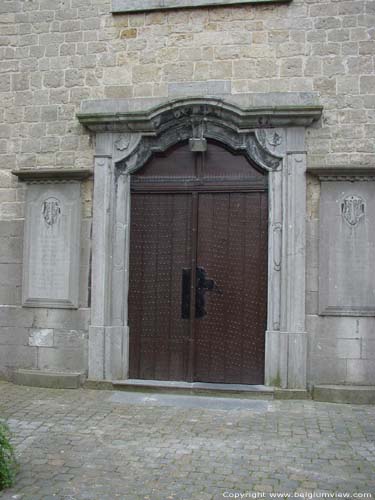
(181, 268, 191, 319)
(181, 267, 222, 319)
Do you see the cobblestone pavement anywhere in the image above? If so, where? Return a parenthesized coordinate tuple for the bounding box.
(0, 381, 374, 500)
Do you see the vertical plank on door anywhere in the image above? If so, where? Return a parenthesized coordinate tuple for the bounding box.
(128, 193, 192, 380)
(194, 191, 268, 384)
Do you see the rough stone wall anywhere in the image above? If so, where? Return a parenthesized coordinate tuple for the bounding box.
(0, 0, 374, 382)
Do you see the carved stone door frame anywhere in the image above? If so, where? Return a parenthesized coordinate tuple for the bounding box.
(77, 97, 322, 389)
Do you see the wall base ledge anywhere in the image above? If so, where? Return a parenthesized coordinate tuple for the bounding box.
(13, 369, 84, 389)
(313, 384, 375, 405)
(274, 388, 311, 400)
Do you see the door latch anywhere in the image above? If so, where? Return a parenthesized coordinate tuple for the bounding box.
(181, 267, 222, 319)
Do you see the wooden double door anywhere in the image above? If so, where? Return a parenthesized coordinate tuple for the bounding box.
(128, 142, 268, 384)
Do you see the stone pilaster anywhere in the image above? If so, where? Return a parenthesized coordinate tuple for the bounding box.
(88, 154, 113, 380)
(279, 128, 308, 389)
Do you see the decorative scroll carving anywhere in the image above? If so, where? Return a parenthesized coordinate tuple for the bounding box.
(341, 195, 365, 227)
(113, 133, 142, 163)
(114, 103, 282, 174)
(255, 129, 285, 159)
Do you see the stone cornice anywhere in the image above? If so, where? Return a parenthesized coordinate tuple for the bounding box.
(307, 166, 375, 181)
(12, 168, 93, 181)
(112, 0, 292, 13)
(77, 97, 323, 133)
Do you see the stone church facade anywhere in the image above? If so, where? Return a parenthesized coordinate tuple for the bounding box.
(0, 0, 374, 397)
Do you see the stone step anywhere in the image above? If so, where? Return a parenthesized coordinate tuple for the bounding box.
(13, 369, 83, 389)
(111, 379, 275, 399)
(313, 384, 375, 404)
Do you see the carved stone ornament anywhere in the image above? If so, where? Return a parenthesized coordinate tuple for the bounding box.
(341, 195, 365, 227)
(42, 197, 61, 227)
(255, 128, 285, 159)
(112, 103, 284, 174)
(115, 135, 130, 151)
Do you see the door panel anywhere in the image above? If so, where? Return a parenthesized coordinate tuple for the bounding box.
(194, 192, 268, 384)
(128, 193, 192, 380)
(128, 141, 268, 385)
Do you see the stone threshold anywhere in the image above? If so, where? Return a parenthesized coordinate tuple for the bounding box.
(313, 385, 375, 405)
(111, 379, 275, 399)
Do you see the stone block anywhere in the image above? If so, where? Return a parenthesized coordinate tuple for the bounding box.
(53, 329, 87, 348)
(233, 60, 255, 79)
(168, 80, 230, 97)
(336, 338, 361, 359)
(13, 368, 82, 389)
(28, 329, 54, 347)
(359, 41, 375, 55)
(0, 345, 37, 369)
(360, 76, 375, 94)
(32, 308, 90, 330)
(0, 237, 22, 263)
(361, 339, 375, 359)
(163, 62, 193, 82)
(313, 385, 375, 404)
(309, 356, 347, 385)
(104, 85, 134, 99)
(314, 17, 341, 30)
(0, 285, 21, 305)
(0, 306, 35, 328)
(0, 189, 16, 203)
(41, 105, 58, 122)
(280, 58, 303, 77)
(357, 317, 375, 339)
(0, 327, 29, 346)
(11, 72, 29, 91)
(132, 64, 161, 84)
(0, 171, 15, 189)
(43, 70, 64, 88)
(323, 57, 345, 76)
(337, 76, 359, 94)
(37, 346, 87, 372)
(346, 359, 375, 384)
(306, 291, 318, 314)
(312, 315, 360, 340)
(65, 68, 85, 87)
(0, 263, 21, 286)
(0, 74, 10, 92)
(256, 59, 277, 78)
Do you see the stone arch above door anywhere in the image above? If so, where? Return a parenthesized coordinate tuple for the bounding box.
(77, 95, 322, 389)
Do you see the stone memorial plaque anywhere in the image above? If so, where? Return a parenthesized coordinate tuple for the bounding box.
(22, 182, 81, 309)
(319, 181, 375, 316)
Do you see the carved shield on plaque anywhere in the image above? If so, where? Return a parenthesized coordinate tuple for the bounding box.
(42, 198, 61, 227)
(341, 195, 365, 227)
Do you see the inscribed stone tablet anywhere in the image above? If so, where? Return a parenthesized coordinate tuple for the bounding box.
(22, 182, 81, 308)
(319, 181, 375, 316)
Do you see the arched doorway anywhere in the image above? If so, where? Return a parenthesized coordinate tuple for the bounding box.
(78, 96, 322, 388)
(128, 140, 268, 384)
